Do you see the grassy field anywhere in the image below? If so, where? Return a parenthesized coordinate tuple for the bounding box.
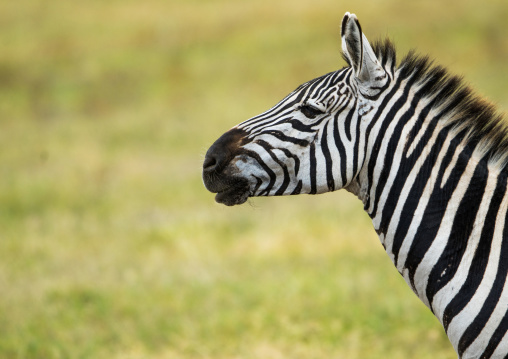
(1, 0, 508, 358)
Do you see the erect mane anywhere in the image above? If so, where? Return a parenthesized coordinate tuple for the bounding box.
(364, 39, 508, 171)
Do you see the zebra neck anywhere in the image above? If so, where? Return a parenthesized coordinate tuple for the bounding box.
(343, 44, 508, 357)
(352, 98, 508, 346)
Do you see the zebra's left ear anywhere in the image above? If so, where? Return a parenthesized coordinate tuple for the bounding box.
(341, 13, 387, 88)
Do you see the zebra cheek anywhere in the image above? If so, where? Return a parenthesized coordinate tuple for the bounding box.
(233, 157, 265, 183)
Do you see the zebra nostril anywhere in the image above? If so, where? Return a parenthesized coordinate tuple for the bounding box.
(203, 154, 218, 172)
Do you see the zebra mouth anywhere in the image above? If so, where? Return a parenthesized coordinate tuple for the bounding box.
(203, 174, 251, 206)
(215, 185, 250, 206)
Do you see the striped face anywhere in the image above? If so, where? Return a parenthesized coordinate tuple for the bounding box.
(203, 12, 389, 205)
(202, 70, 359, 206)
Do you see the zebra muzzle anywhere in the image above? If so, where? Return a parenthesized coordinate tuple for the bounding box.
(202, 128, 251, 205)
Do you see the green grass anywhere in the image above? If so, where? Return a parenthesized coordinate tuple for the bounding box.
(1, 0, 508, 357)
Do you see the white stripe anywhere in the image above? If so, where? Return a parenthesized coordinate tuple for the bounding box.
(336, 105, 356, 187)
(440, 142, 462, 188)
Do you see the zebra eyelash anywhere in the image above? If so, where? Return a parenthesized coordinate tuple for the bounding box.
(299, 104, 325, 119)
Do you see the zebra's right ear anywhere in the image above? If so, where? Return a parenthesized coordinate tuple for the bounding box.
(341, 12, 387, 88)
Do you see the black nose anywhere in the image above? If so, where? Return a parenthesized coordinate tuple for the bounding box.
(203, 155, 217, 172)
(203, 150, 223, 174)
(202, 128, 249, 175)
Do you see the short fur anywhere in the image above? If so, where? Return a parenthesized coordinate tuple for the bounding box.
(356, 39, 508, 171)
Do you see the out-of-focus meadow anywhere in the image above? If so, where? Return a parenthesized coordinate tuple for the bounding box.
(2, 0, 508, 358)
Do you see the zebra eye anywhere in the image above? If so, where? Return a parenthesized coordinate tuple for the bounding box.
(300, 104, 324, 119)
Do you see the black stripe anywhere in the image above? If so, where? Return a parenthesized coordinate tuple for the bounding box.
(333, 109, 348, 188)
(343, 97, 356, 141)
(442, 175, 507, 332)
(425, 163, 488, 310)
(309, 142, 317, 194)
(278, 148, 300, 177)
(291, 180, 302, 195)
(257, 130, 310, 147)
(352, 103, 361, 178)
(284, 118, 319, 133)
(268, 115, 328, 134)
(344, 69, 354, 90)
(320, 121, 334, 191)
(480, 310, 508, 358)
(254, 112, 327, 137)
(255, 115, 315, 134)
(360, 76, 390, 101)
(252, 176, 262, 195)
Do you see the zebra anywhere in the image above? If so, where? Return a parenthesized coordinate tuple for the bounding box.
(202, 12, 508, 359)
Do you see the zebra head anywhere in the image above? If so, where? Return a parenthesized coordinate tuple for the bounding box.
(203, 12, 390, 206)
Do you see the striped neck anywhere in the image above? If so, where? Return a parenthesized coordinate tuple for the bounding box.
(347, 56, 508, 356)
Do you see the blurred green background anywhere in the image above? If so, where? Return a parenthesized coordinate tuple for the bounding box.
(1, 0, 508, 358)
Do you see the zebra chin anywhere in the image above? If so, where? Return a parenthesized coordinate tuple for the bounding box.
(214, 185, 250, 206)
(202, 174, 251, 206)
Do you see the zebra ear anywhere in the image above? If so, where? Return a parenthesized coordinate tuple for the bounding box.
(341, 13, 386, 87)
